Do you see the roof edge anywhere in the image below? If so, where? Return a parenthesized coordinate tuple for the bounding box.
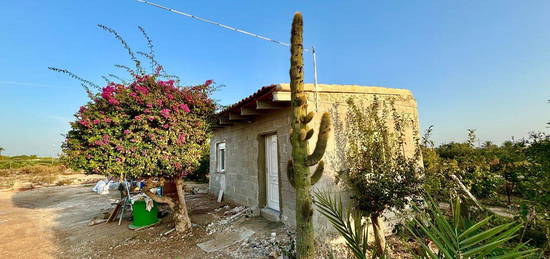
(275, 83, 413, 96)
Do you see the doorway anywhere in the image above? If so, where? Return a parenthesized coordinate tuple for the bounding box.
(265, 134, 280, 211)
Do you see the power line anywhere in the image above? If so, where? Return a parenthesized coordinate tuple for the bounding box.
(135, 0, 310, 50)
(136, 0, 320, 110)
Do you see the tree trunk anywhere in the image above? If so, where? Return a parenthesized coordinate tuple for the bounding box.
(143, 177, 192, 233)
(371, 215, 387, 256)
(174, 177, 192, 232)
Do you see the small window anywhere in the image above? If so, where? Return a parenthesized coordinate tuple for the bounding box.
(217, 142, 226, 172)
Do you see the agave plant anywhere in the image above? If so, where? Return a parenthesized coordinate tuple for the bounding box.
(313, 190, 374, 259)
(407, 197, 539, 258)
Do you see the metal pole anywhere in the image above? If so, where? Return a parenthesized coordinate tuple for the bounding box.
(312, 46, 319, 111)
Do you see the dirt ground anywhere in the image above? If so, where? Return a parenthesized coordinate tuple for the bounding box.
(0, 183, 291, 259)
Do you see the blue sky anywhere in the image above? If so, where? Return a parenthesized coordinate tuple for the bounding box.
(1, 0, 549, 156)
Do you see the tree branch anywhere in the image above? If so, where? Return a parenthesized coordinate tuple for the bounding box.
(144, 177, 176, 209)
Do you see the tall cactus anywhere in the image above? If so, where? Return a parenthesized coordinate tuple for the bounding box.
(287, 12, 331, 258)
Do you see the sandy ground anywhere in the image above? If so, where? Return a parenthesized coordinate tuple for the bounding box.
(0, 183, 294, 259)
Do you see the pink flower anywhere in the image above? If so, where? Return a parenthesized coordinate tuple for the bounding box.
(116, 157, 122, 162)
(163, 124, 170, 129)
(178, 103, 190, 113)
(160, 109, 171, 118)
(148, 116, 155, 121)
(103, 118, 112, 123)
(135, 75, 150, 83)
(154, 65, 163, 75)
(176, 134, 186, 145)
(79, 106, 86, 113)
(101, 85, 116, 99)
(123, 129, 131, 134)
(205, 80, 213, 86)
(135, 85, 149, 95)
(107, 97, 120, 105)
(93, 119, 101, 125)
(134, 115, 143, 121)
(167, 94, 174, 100)
(78, 120, 90, 127)
(146, 103, 153, 108)
(174, 162, 182, 169)
(144, 109, 151, 114)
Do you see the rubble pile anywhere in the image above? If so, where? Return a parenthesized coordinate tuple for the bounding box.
(229, 228, 296, 259)
(205, 206, 249, 235)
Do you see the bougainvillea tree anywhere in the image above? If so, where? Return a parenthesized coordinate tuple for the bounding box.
(55, 25, 216, 232)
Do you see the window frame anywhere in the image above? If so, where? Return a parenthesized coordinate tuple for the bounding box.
(216, 142, 226, 173)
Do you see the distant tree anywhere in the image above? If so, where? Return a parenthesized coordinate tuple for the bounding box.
(523, 132, 550, 210)
(52, 25, 216, 232)
(467, 129, 477, 147)
(339, 97, 423, 256)
(0, 146, 4, 156)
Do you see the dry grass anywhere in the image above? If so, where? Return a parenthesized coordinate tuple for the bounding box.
(0, 165, 83, 189)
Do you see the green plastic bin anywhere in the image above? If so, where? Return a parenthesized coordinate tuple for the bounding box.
(129, 200, 159, 229)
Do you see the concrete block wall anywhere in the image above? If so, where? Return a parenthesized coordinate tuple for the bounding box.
(209, 84, 420, 236)
(209, 108, 293, 217)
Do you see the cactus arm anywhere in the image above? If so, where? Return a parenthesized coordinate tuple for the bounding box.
(287, 160, 296, 188)
(306, 112, 331, 166)
(305, 128, 314, 140)
(299, 129, 307, 141)
(310, 160, 324, 185)
(302, 111, 315, 124)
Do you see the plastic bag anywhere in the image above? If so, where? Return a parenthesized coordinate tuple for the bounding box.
(92, 180, 109, 195)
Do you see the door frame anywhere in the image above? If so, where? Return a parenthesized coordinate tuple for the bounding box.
(257, 131, 282, 212)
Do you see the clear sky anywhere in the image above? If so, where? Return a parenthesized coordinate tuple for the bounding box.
(1, 0, 549, 156)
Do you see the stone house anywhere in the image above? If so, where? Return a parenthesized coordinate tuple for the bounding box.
(209, 83, 420, 234)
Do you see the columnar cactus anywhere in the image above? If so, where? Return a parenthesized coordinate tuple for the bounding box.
(287, 12, 331, 258)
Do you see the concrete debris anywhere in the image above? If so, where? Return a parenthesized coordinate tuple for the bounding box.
(88, 218, 107, 226)
(161, 228, 175, 236)
(197, 228, 255, 253)
(191, 187, 208, 194)
(206, 206, 249, 235)
(229, 228, 296, 258)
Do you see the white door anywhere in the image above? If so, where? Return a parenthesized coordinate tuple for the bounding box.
(265, 134, 280, 211)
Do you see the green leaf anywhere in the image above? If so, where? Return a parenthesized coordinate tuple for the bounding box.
(458, 216, 492, 239)
(462, 234, 516, 257)
(460, 222, 515, 248)
(489, 248, 539, 259)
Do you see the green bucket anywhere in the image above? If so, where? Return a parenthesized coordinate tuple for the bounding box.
(130, 200, 159, 229)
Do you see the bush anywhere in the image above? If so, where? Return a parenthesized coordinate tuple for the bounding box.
(19, 165, 66, 175)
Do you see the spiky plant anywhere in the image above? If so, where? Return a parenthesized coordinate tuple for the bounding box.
(287, 12, 331, 258)
(407, 197, 539, 258)
(314, 190, 371, 259)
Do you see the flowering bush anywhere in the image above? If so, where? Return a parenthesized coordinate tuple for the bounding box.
(54, 25, 217, 232)
(63, 71, 215, 180)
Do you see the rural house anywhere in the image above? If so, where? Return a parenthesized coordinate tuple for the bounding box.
(209, 83, 420, 234)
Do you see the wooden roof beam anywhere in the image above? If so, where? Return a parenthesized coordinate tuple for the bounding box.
(241, 107, 263, 116)
(272, 91, 291, 102)
(256, 100, 288, 110)
(218, 117, 233, 125)
(229, 112, 248, 121)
